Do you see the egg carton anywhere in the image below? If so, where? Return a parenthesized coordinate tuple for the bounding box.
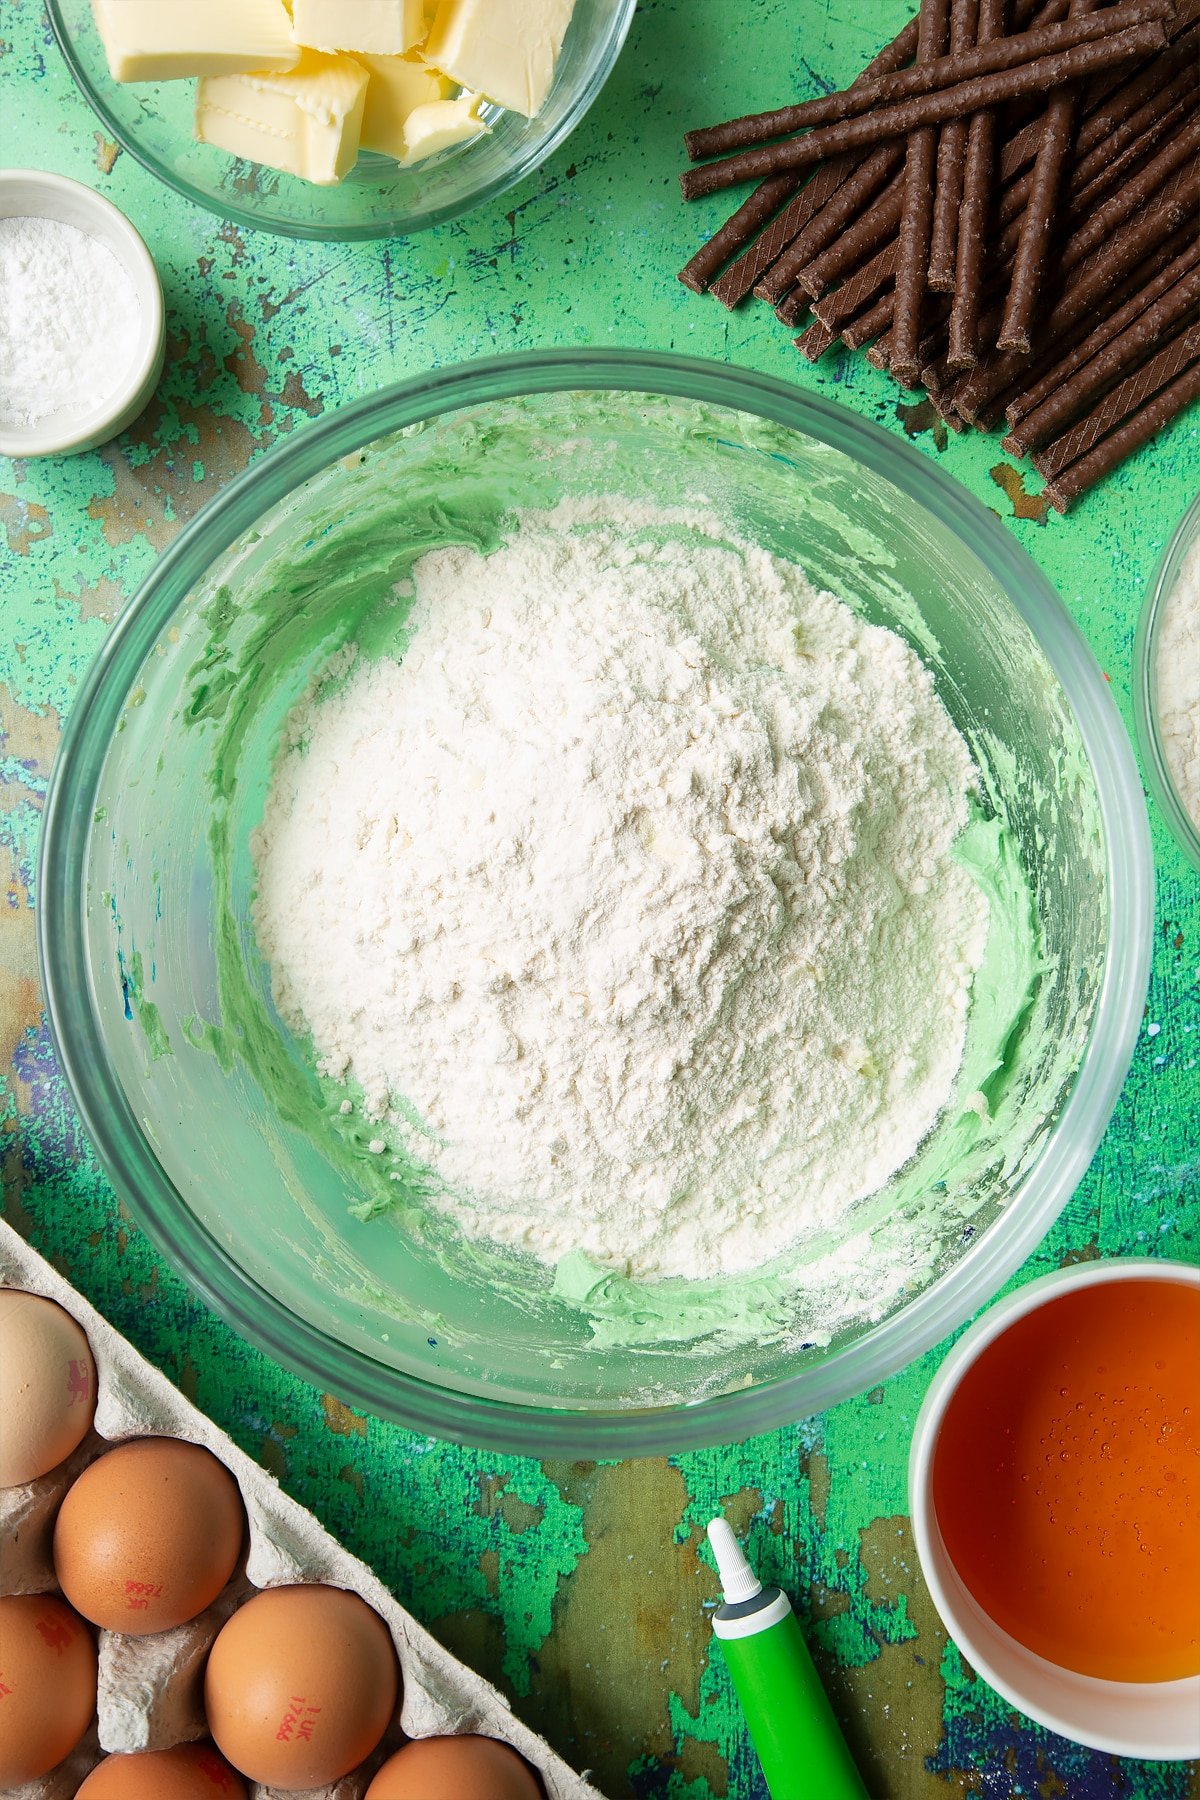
(0, 1221, 602, 1800)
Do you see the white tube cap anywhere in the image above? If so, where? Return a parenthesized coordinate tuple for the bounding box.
(707, 1516, 763, 1605)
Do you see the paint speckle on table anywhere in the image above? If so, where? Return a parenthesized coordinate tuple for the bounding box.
(1, 0, 1197, 1794)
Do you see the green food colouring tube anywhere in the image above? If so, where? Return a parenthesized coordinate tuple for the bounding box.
(708, 1517, 868, 1800)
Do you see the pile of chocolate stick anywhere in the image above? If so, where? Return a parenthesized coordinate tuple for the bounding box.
(678, 0, 1199, 510)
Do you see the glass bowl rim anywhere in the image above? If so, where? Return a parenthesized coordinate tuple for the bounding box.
(44, 0, 638, 241)
(1133, 489, 1200, 872)
(37, 348, 1154, 1453)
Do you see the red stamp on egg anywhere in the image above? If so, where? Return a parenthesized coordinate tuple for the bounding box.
(36, 1612, 76, 1653)
(275, 1694, 322, 1742)
(67, 1358, 91, 1404)
(124, 1579, 165, 1609)
(195, 1747, 236, 1791)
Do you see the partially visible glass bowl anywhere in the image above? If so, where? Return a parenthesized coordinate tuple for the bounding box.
(45, 0, 635, 239)
(38, 352, 1153, 1454)
(1134, 491, 1200, 871)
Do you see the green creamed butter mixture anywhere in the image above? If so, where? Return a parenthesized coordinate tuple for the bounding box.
(126, 401, 1062, 1352)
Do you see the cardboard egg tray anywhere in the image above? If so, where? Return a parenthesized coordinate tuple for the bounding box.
(0, 1220, 601, 1800)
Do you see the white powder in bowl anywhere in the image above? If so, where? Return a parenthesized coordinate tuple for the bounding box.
(251, 509, 991, 1283)
(0, 215, 142, 430)
(1156, 531, 1200, 834)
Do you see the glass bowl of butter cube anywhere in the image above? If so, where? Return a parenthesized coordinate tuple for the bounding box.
(47, 0, 635, 239)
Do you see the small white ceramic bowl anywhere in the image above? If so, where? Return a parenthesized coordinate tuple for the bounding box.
(0, 168, 164, 459)
(910, 1258, 1200, 1761)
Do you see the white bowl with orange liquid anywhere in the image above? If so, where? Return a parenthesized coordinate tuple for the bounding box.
(909, 1258, 1200, 1760)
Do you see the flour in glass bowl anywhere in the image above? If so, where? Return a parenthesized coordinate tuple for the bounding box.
(251, 505, 992, 1284)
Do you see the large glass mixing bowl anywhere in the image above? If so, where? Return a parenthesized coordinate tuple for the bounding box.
(39, 352, 1153, 1453)
(46, 0, 635, 239)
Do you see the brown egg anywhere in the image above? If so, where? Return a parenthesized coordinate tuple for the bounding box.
(53, 1437, 245, 1634)
(76, 1742, 249, 1799)
(0, 1289, 96, 1487)
(204, 1584, 399, 1789)
(0, 1593, 97, 1785)
(364, 1735, 544, 1800)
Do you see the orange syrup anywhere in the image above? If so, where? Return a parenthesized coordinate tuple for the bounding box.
(932, 1276, 1200, 1682)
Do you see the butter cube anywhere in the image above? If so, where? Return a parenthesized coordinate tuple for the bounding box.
(422, 0, 575, 117)
(402, 91, 487, 164)
(196, 51, 369, 185)
(358, 54, 453, 158)
(291, 0, 424, 55)
(92, 0, 299, 81)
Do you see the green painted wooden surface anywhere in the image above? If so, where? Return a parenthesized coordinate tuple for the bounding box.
(2, 2, 1198, 1794)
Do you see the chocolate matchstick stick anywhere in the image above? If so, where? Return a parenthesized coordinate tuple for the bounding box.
(916, 303, 959, 370)
(1005, 232, 1200, 425)
(693, 0, 1084, 303)
(928, 119, 970, 290)
(688, 11, 927, 301)
(841, 83, 1187, 372)
(709, 149, 893, 307)
(751, 147, 902, 305)
(1003, 262, 1200, 454)
(816, 85, 1079, 351)
(954, 156, 1198, 415)
(1011, 0, 1194, 139)
(976, 41, 1188, 246)
(892, 0, 951, 378)
(678, 175, 802, 295)
(794, 319, 839, 361)
(948, 0, 1007, 368)
(918, 324, 957, 386)
(993, 109, 1200, 286)
(929, 383, 971, 429)
(977, 89, 1193, 347)
(841, 289, 897, 348)
(704, 168, 844, 306)
(999, 0, 1098, 354)
(970, 225, 1200, 426)
(1073, 16, 1199, 145)
(1068, 80, 1197, 218)
(814, 242, 900, 330)
(987, 19, 1195, 201)
(1033, 322, 1200, 479)
(938, 0, 1071, 182)
(1074, 49, 1199, 184)
(1053, 112, 1200, 275)
(678, 24, 1166, 202)
(866, 332, 893, 369)
(793, 172, 906, 300)
(1040, 349, 1200, 509)
(775, 285, 810, 326)
(974, 228, 1197, 426)
(849, 63, 1122, 306)
(869, 303, 952, 380)
(1043, 365, 1200, 510)
(928, 0, 978, 289)
(682, 0, 1169, 161)
(679, 0, 1183, 301)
